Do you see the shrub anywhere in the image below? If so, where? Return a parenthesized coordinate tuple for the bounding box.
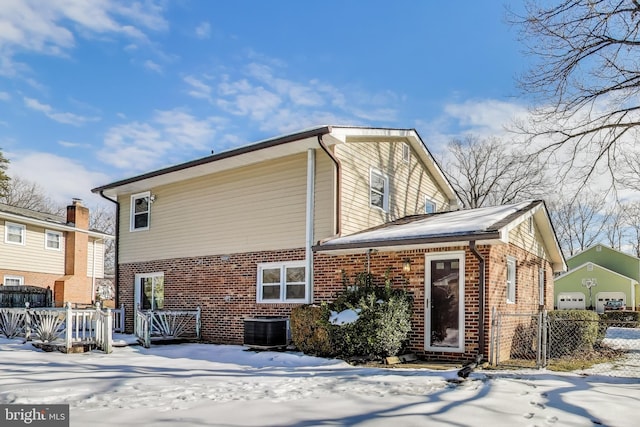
(290, 305, 333, 357)
(291, 270, 413, 360)
(600, 310, 640, 328)
(548, 310, 599, 358)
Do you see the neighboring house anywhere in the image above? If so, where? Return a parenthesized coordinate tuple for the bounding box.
(0, 200, 113, 306)
(92, 125, 565, 363)
(555, 244, 640, 312)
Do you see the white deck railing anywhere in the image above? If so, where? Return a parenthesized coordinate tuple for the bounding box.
(135, 306, 201, 348)
(0, 302, 114, 353)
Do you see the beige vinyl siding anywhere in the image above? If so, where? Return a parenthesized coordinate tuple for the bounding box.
(336, 140, 449, 236)
(313, 151, 336, 240)
(119, 153, 310, 263)
(509, 219, 551, 261)
(0, 220, 65, 274)
(87, 238, 105, 278)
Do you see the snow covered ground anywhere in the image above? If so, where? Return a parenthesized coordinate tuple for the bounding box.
(0, 333, 638, 427)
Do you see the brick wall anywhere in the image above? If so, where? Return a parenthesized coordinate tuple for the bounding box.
(119, 242, 553, 363)
(119, 248, 306, 344)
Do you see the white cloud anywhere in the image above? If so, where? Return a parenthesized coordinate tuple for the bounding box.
(143, 59, 162, 73)
(58, 140, 90, 148)
(195, 22, 211, 39)
(98, 109, 220, 171)
(184, 75, 212, 101)
(0, 0, 168, 76)
(0, 91, 10, 101)
(23, 97, 99, 126)
(6, 151, 111, 206)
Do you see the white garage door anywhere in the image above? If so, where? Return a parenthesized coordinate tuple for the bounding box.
(557, 292, 586, 310)
(595, 292, 626, 313)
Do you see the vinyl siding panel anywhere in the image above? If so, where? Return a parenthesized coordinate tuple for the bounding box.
(0, 220, 65, 274)
(119, 153, 310, 263)
(336, 140, 449, 236)
(509, 220, 550, 261)
(87, 238, 105, 278)
(313, 151, 336, 241)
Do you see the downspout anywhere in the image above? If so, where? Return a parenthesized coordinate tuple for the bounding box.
(305, 149, 315, 303)
(100, 191, 120, 308)
(91, 238, 97, 304)
(469, 241, 486, 360)
(317, 135, 341, 238)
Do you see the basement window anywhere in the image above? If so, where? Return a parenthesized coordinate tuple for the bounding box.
(3, 275, 24, 286)
(130, 192, 151, 232)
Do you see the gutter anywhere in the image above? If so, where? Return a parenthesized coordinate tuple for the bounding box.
(469, 241, 486, 360)
(100, 191, 120, 308)
(305, 149, 315, 303)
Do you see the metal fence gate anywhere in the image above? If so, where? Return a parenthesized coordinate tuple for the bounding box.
(491, 310, 640, 378)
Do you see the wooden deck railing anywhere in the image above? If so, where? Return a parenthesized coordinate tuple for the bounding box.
(135, 306, 201, 348)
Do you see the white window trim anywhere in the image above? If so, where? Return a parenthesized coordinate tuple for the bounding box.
(538, 267, 545, 306)
(134, 272, 164, 311)
(130, 191, 151, 232)
(256, 261, 308, 304)
(4, 222, 25, 246)
(4, 275, 24, 286)
(402, 142, 410, 163)
(425, 197, 437, 214)
(45, 229, 62, 251)
(369, 168, 389, 212)
(424, 251, 466, 353)
(506, 257, 517, 304)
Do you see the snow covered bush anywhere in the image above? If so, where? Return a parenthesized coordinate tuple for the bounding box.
(291, 270, 413, 360)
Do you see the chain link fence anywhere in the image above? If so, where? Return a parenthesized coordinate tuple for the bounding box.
(491, 310, 640, 378)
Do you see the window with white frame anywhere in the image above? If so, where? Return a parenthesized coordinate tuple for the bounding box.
(45, 230, 62, 250)
(257, 262, 307, 303)
(4, 275, 24, 286)
(425, 197, 437, 214)
(506, 257, 517, 304)
(402, 143, 410, 163)
(5, 222, 25, 245)
(369, 168, 389, 212)
(130, 192, 151, 231)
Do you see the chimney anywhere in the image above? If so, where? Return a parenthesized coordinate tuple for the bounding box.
(67, 198, 89, 230)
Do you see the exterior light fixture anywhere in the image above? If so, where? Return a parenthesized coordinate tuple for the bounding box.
(403, 258, 411, 273)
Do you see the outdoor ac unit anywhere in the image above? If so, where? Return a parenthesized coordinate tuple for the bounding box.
(243, 317, 288, 349)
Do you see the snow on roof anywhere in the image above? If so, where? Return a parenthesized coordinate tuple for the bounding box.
(319, 200, 538, 248)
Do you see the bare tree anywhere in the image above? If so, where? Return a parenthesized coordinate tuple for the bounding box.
(441, 134, 550, 208)
(603, 204, 625, 250)
(548, 193, 610, 257)
(0, 176, 63, 214)
(621, 201, 640, 257)
(510, 0, 640, 189)
(0, 148, 10, 198)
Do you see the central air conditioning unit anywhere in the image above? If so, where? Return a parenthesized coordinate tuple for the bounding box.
(243, 316, 289, 349)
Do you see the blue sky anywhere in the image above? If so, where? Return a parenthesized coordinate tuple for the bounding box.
(0, 0, 528, 208)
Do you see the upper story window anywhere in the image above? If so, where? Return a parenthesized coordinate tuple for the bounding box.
(4, 275, 24, 286)
(402, 143, 410, 163)
(506, 257, 517, 304)
(425, 197, 437, 214)
(45, 230, 62, 250)
(130, 192, 151, 231)
(370, 168, 389, 212)
(5, 222, 25, 245)
(257, 262, 307, 303)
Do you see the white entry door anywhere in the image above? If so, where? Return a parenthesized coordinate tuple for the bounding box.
(134, 272, 165, 311)
(425, 252, 465, 353)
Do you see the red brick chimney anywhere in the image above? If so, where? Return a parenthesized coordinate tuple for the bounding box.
(54, 199, 91, 306)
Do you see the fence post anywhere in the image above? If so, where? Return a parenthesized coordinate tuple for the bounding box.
(104, 308, 113, 354)
(24, 302, 31, 341)
(536, 310, 543, 368)
(541, 309, 548, 368)
(196, 306, 201, 340)
(65, 302, 72, 352)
